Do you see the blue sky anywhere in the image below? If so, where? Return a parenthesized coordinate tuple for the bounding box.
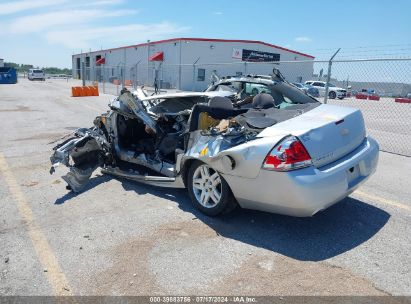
(0, 0, 410, 68)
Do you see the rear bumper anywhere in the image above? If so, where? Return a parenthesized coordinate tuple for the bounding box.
(224, 137, 379, 217)
(336, 91, 346, 98)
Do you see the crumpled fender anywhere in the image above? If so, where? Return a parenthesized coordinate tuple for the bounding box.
(50, 128, 111, 192)
(183, 130, 284, 179)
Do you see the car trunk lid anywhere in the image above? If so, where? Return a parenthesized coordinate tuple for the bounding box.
(259, 104, 366, 168)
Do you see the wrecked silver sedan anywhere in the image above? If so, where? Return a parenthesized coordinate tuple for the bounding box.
(50, 72, 379, 217)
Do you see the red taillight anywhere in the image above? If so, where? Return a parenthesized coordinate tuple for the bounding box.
(262, 136, 312, 171)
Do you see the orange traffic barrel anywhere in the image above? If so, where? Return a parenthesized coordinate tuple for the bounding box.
(72, 86, 99, 97)
(90, 86, 99, 96)
(355, 93, 367, 100)
(368, 95, 380, 101)
(72, 86, 81, 97)
(395, 97, 411, 104)
(78, 86, 86, 96)
(84, 86, 93, 96)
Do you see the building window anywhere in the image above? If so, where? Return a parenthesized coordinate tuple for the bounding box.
(197, 68, 205, 81)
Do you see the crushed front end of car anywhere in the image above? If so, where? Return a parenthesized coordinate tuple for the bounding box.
(50, 127, 112, 192)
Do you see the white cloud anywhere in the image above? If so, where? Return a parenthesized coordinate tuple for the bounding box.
(86, 0, 124, 5)
(9, 9, 137, 33)
(46, 22, 190, 49)
(295, 36, 312, 42)
(212, 11, 223, 15)
(61, 0, 125, 9)
(1, 0, 190, 54)
(0, 0, 67, 15)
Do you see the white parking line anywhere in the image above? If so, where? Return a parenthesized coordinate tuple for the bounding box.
(354, 190, 411, 212)
(77, 102, 104, 113)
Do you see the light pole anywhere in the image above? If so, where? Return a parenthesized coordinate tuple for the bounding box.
(147, 40, 150, 86)
(135, 60, 141, 88)
(192, 57, 200, 91)
(324, 48, 341, 104)
(178, 40, 182, 90)
(116, 61, 124, 94)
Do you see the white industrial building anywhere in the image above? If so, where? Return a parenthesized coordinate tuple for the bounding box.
(72, 38, 314, 91)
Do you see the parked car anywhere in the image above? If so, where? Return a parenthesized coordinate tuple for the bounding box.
(109, 76, 120, 83)
(211, 80, 268, 96)
(50, 71, 378, 217)
(361, 88, 380, 97)
(305, 80, 346, 99)
(291, 82, 320, 98)
(28, 69, 45, 81)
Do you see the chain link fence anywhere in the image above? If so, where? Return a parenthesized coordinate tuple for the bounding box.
(74, 58, 411, 156)
(280, 58, 411, 156)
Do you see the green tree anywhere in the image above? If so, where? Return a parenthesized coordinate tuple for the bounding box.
(4, 62, 72, 74)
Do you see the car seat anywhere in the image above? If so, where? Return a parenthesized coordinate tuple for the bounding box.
(208, 96, 234, 110)
(252, 93, 276, 109)
(188, 96, 247, 132)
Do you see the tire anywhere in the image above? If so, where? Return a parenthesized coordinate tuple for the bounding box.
(187, 161, 237, 216)
(329, 91, 336, 99)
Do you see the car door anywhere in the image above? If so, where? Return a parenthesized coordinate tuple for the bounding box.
(312, 82, 326, 96)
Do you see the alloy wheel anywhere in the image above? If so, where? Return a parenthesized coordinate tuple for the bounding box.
(192, 164, 222, 208)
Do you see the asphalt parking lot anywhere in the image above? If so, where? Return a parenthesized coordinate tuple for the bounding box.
(0, 79, 410, 296)
(327, 96, 411, 156)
